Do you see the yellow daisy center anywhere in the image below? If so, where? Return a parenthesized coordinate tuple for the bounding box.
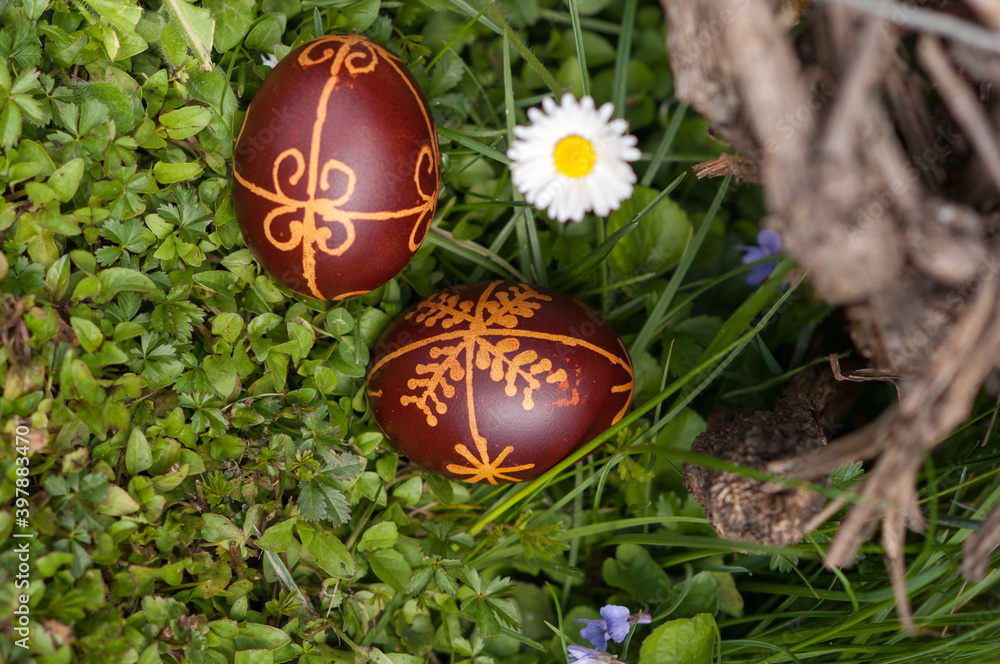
(553, 135, 596, 178)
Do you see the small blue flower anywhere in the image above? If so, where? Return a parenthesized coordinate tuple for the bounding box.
(567, 645, 628, 664)
(736, 228, 782, 286)
(574, 605, 651, 651)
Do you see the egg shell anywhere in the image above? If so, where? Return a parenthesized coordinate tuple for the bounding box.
(233, 35, 440, 301)
(367, 281, 635, 484)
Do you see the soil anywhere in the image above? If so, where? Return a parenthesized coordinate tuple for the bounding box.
(683, 369, 835, 548)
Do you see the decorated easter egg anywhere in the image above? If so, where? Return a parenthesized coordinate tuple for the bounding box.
(233, 34, 440, 300)
(367, 281, 635, 484)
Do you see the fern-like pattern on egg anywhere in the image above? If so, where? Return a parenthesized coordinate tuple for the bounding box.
(368, 282, 634, 484)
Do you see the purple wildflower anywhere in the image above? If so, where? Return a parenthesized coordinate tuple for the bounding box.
(736, 228, 782, 286)
(567, 645, 628, 664)
(574, 605, 652, 651)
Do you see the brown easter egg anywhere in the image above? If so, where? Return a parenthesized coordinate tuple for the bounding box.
(367, 281, 635, 484)
(233, 35, 440, 300)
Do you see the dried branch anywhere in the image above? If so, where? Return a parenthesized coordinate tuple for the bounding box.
(917, 36, 1000, 193)
(692, 154, 760, 182)
(723, 0, 812, 209)
(662, 0, 1000, 627)
(962, 502, 1000, 582)
(964, 0, 1000, 33)
(820, 20, 897, 165)
(815, 0, 1000, 55)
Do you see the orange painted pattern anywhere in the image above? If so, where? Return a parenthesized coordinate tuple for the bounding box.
(368, 283, 635, 484)
(233, 35, 439, 299)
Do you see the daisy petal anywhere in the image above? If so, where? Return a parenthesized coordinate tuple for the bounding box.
(508, 94, 640, 222)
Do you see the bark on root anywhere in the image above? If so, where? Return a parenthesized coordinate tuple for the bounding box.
(661, 0, 1000, 631)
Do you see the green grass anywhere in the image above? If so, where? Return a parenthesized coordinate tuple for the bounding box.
(1, 1, 999, 663)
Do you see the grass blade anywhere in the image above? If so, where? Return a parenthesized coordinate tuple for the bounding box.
(566, 0, 590, 97)
(437, 126, 509, 165)
(551, 172, 685, 290)
(446, 0, 502, 33)
(641, 102, 688, 187)
(630, 175, 732, 359)
(427, 227, 525, 281)
(469, 269, 791, 534)
(612, 0, 638, 117)
(503, 28, 548, 285)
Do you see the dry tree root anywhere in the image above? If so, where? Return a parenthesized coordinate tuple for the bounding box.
(963, 502, 1000, 582)
(661, 0, 1000, 631)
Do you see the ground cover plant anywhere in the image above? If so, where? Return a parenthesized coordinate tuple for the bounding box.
(2, 1, 1000, 663)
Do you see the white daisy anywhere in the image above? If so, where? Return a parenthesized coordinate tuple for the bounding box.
(507, 92, 641, 223)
